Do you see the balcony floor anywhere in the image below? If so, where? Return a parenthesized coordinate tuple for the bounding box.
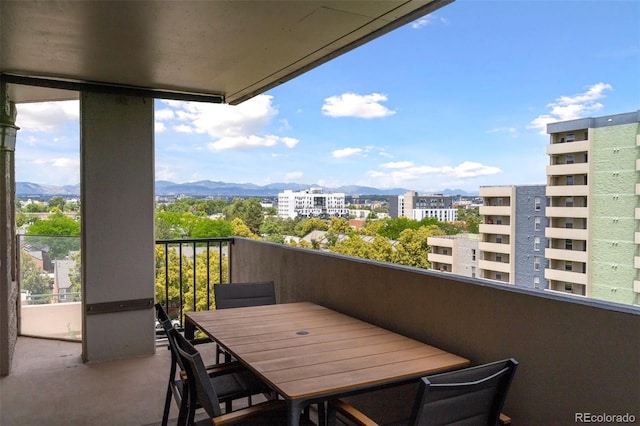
(0, 336, 282, 426)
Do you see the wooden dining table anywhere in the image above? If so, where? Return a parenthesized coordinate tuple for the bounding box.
(184, 302, 469, 426)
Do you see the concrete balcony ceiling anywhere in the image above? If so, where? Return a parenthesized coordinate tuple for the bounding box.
(0, 0, 451, 104)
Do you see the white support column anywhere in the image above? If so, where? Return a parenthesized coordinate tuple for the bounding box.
(81, 92, 155, 362)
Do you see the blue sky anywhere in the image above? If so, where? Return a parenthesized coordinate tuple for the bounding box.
(14, 0, 640, 193)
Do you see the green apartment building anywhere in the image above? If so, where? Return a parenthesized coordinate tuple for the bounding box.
(546, 110, 640, 305)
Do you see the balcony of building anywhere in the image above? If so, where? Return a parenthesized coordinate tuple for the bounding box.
(2, 238, 639, 424)
(544, 265, 588, 286)
(546, 162, 589, 177)
(546, 206, 589, 218)
(546, 184, 589, 197)
(478, 186, 514, 198)
(546, 138, 590, 155)
(478, 241, 512, 255)
(427, 252, 453, 266)
(477, 258, 511, 274)
(478, 205, 511, 217)
(478, 223, 511, 235)
(545, 226, 588, 241)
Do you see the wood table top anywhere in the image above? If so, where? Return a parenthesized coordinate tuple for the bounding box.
(186, 302, 469, 400)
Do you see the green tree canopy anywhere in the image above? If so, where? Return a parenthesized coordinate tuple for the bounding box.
(48, 196, 66, 212)
(224, 198, 264, 234)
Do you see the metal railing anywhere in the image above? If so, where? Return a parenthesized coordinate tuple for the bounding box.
(155, 237, 234, 327)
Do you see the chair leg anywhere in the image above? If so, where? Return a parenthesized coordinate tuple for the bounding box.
(162, 382, 172, 426)
(317, 401, 326, 426)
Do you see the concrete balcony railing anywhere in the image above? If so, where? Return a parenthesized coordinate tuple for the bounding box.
(546, 206, 589, 218)
(478, 241, 512, 255)
(545, 247, 588, 263)
(546, 139, 589, 155)
(545, 226, 588, 241)
(546, 162, 589, 176)
(477, 258, 511, 274)
(231, 238, 640, 424)
(546, 184, 589, 197)
(478, 205, 511, 216)
(478, 223, 511, 235)
(427, 253, 453, 265)
(544, 267, 588, 285)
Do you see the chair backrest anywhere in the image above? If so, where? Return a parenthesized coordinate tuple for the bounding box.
(169, 327, 224, 421)
(213, 281, 276, 309)
(410, 358, 518, 426)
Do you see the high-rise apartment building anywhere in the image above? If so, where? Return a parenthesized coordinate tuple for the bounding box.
(478, 185, 548, 289)
(277, 188, 348, 219)
(427, 233, 479, 277)
(545, 110, 640, 305)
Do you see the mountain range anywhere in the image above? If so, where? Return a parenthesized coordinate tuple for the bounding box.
(16, 180, 478, 197)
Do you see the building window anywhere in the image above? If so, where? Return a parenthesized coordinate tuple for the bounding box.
(566, 197, 574, 207)
(442, 248, 448, 255)
(496, 216, 503, 225)
(565, 219, 573, 228)
(471, 266, 476, 278)
(566, 154, 574, 164)
(496, 235, 503, 244)
(534, 276, 540, 289)
(566, 133, 575, 142)
(495, 272, 502, 281)
(496, 198, 503, 206)
(496, 254, 502, 263)
(535, 217, 541, 231)
(534, 256, 540, 271)
(565, 283, 573, 292)
(471, 249, 476, 261)
(534, 237, 540, 251)
(566, 175, 574, 185)
(534, 197, 541, 211)
(566, 239, 573, 250)
(565, 262, 573, 271)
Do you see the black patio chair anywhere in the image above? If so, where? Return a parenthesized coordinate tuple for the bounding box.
(213, 281, 276, 363)
(327, 358, 518, 426)
(170, 326, 316, 426)
(155, 303, 271, 426)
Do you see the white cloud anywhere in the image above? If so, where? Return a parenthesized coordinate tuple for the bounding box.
(367, 160, 501, 187)
(528, 82, 612, 133)
(380, 161, 414, 169)
(322, 93, 395, 119)
(332, 147, 363, 158)
(155, 108, 175, 120)
(155, 122, 167, 133)
(16, 100, 79, 133)
(33, 157, 79, 169)
(412, 15, 449, 29)
(285, 171, 304, 181)
(159, 95, 297, 151)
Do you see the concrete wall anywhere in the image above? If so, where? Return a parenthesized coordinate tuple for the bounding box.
(20, 303, 82, 339)
(514, 185, 548, 290)
(232, 238, 640, 424)
(590, 122, 640, 304)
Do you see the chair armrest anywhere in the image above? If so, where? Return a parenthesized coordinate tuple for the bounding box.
(212, 399, 288, 425)
(499, 413, 512, 425)
(328, 399, 379, 426)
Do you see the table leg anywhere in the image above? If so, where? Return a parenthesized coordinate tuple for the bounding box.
(287, 400, 302, 426)
(184, 317, 195, 340)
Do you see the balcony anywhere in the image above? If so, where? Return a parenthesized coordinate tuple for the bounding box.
(546, 162, 589, 176)
(546, 139, 589, 155)
(2, 238, 639, 424)
(544, 267, 588, 285)
(545, 226, 588, 241)
(546, 184, 589, 197)
(427, 252, 453, 265)
(545, 206, 589, 218)
(478, 241, 512, 254)
(477, 258, 511, 274)
(545, 248, 588, 263)
(478, 223, 511, 235)
(478, 205, 511, 216)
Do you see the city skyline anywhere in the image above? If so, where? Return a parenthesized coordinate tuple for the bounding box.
(13, 0, 640, 192)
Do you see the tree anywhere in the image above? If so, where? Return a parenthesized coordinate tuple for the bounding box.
(224, 198, 264, 234)
(377, 217, 420, 240)
(457, 207, 481, 233)
(328, 217, 351, 235)
(26, 212, 81, 259)
(294, 218, 328, 237)
(48, 196, 66, 212)
(231, 218, 259, 239)
(191, 218, 233, 238)
(395, 225, 444, 269)
(20, 255, 51, 302)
